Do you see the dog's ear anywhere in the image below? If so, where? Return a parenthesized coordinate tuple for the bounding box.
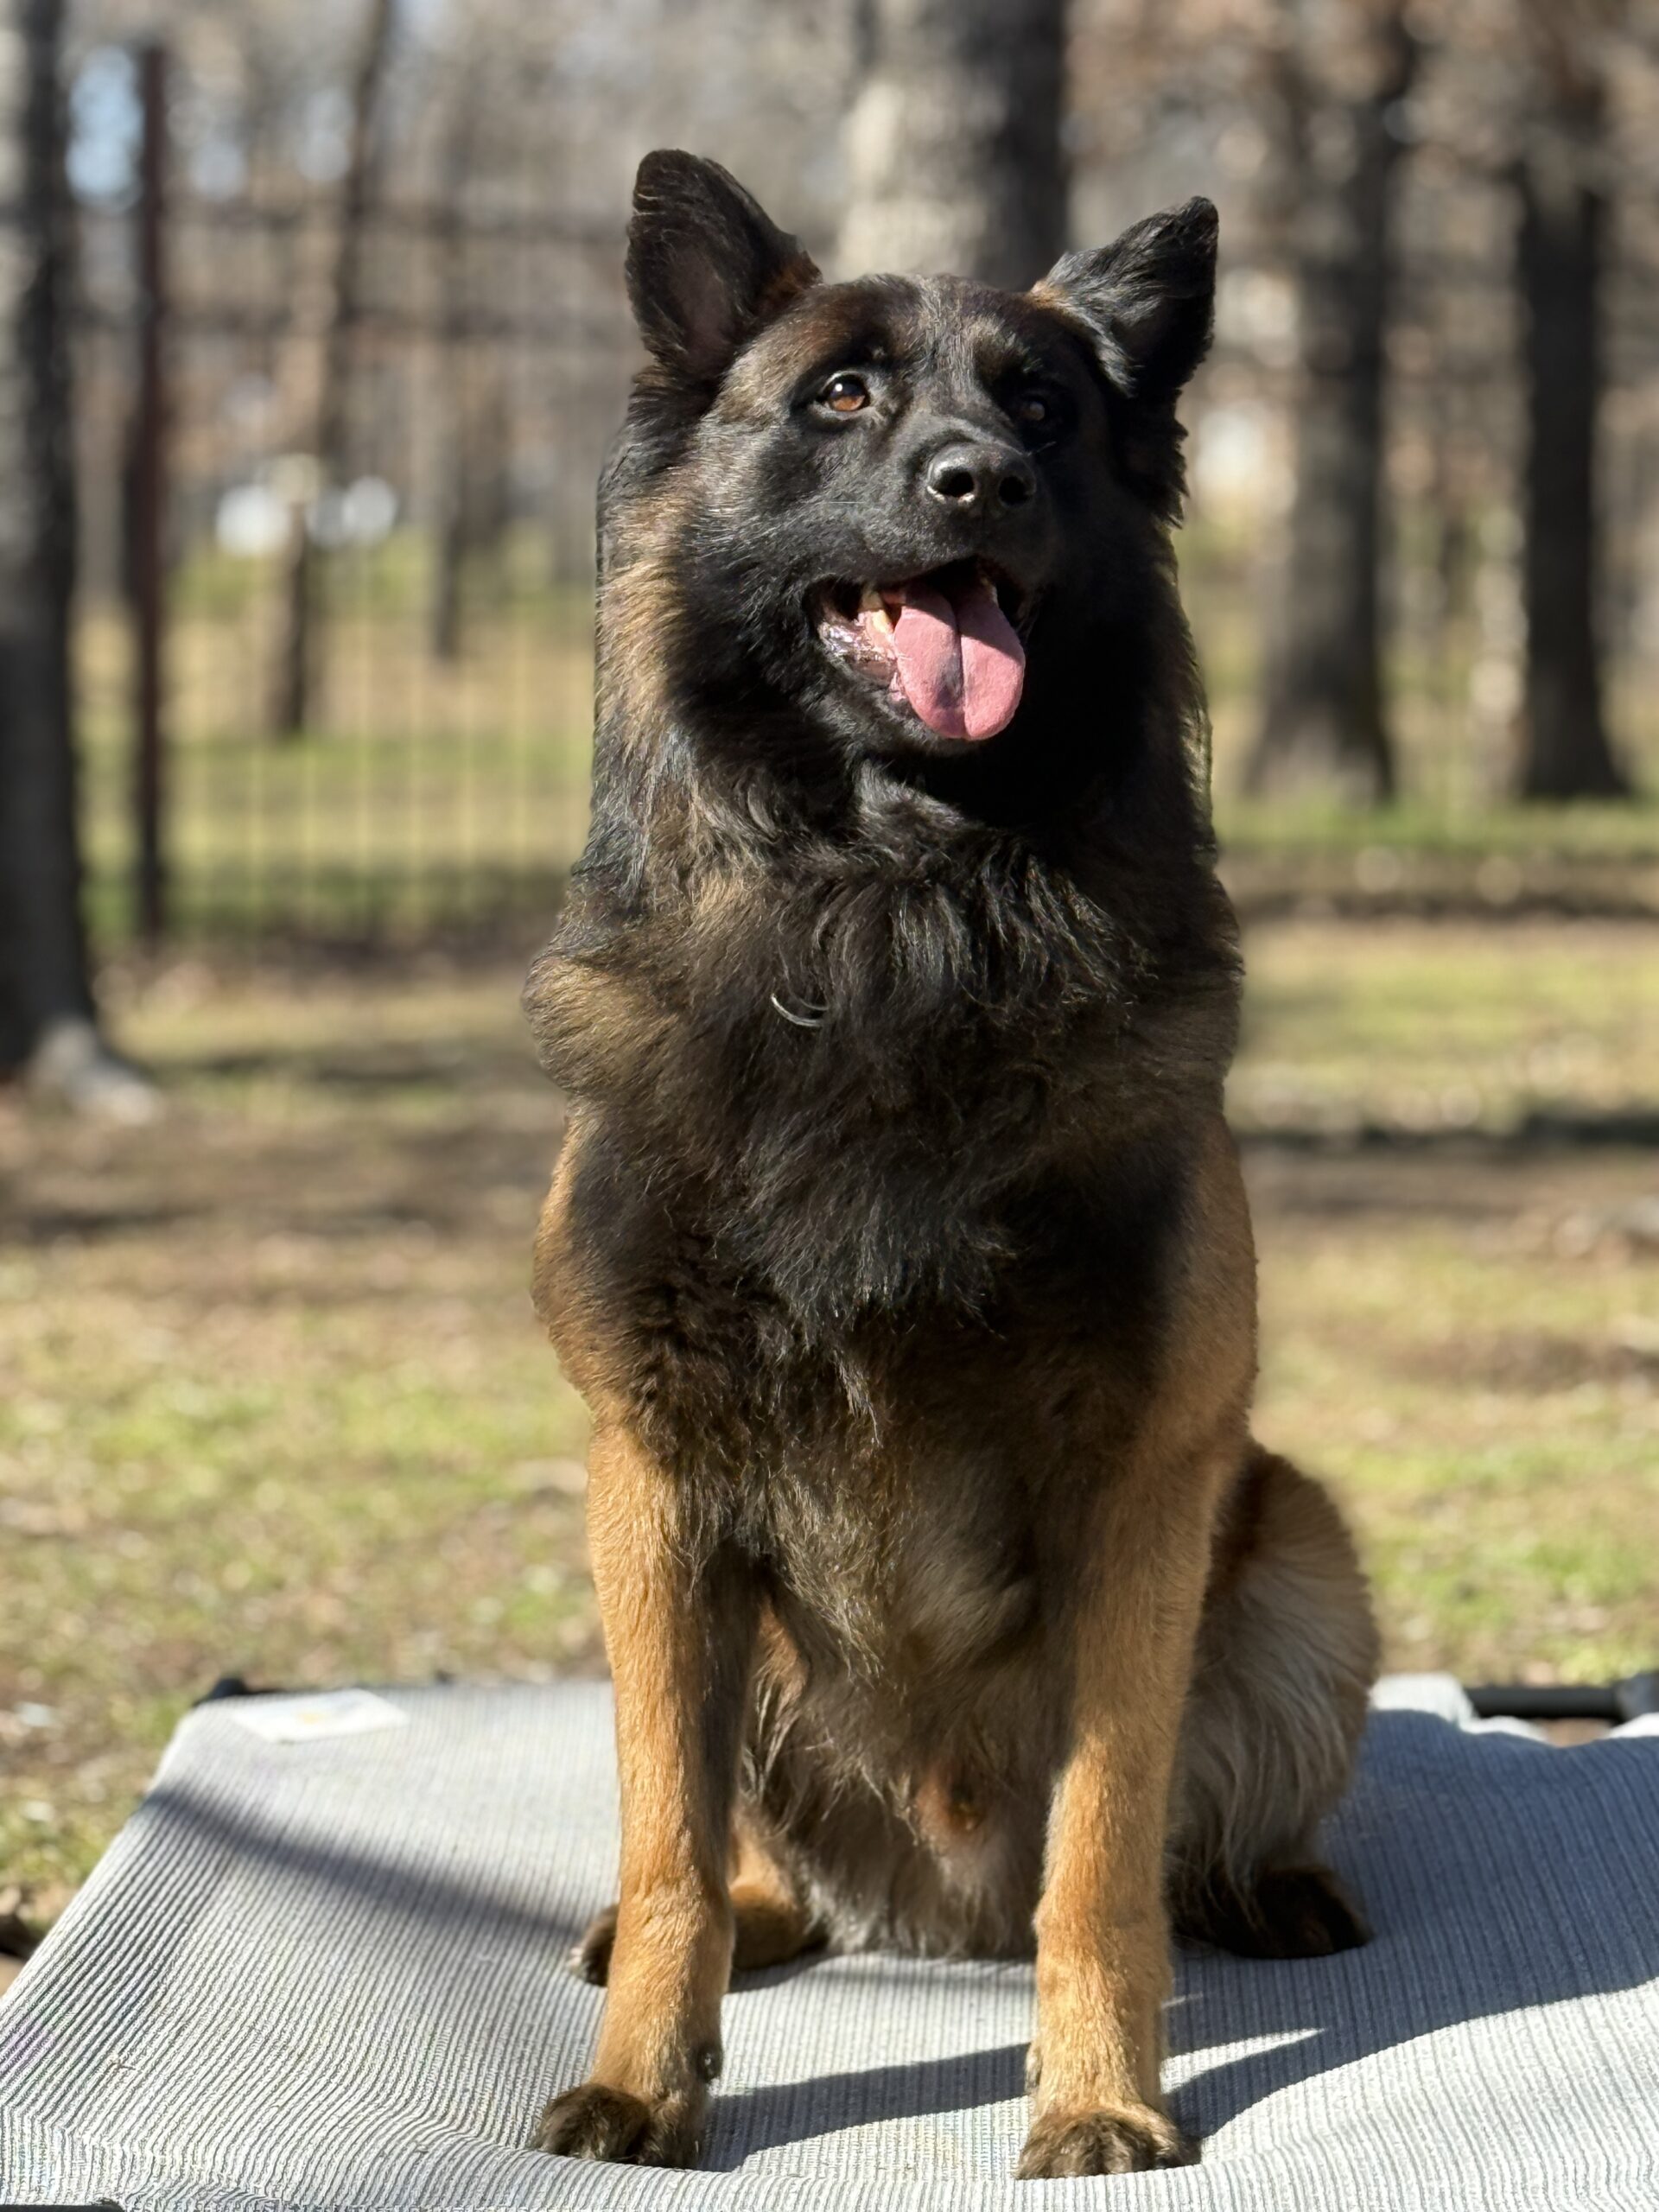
(1033, 198, 1217, 405)
(627, 150, 820, 386)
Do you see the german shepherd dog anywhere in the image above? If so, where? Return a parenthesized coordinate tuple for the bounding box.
(524, 150, 1378, 2178)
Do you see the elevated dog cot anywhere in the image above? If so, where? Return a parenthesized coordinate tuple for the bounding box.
(1, 1675, 1656, 2211)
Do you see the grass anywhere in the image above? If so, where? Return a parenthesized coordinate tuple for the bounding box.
(7, 531, 1656, 1932)
(1243, 920, 1659, 1692)
(3, 913, 1656, 1934)
(1231, 918, 1659, 1134)
(1238, 918, 1659, 1689)
(1216, 796, 1659, 862)
(0, 957, 594, 1923)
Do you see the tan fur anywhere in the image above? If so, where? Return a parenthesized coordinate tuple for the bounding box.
(728, 1816, 821, 1971)
(531, 1423, 753, 2164)
(537, 1115, 1377, 2171)
(1017, 1119, 1255, 2160)
(529, 168, 1374, 2173)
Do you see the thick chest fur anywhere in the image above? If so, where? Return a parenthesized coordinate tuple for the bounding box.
(756, 1410, 1046, 1678)
(542, 1115, 1195, 1678)
(551, 1102, 1179, 1414)
(524, 808, 1243, 1349)
(531, 824, 1247, 1712)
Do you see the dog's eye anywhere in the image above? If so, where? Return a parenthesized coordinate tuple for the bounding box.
(820, 372, 870, 414)
(1017, 392, 1050, 426)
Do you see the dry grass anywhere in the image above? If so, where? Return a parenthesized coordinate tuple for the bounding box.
(2, 915, 1656, 1934)
(1242, 918, 1659, 1691)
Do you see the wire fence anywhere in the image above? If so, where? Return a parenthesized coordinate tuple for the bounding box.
(72, 65, 633, 951)
(67, 49, 1659, 953)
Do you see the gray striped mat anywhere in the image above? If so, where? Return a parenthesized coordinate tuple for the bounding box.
(1, 1680, 1656, 2209)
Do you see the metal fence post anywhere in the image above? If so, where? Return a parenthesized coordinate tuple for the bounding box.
(132, 40, 168, 944)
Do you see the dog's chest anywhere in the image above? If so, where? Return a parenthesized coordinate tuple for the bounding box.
(754, 1437, 1043, 1681)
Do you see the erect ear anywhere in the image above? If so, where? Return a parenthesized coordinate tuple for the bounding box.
(626, 150, 820, 386)
(1033, 197, 1217, 405)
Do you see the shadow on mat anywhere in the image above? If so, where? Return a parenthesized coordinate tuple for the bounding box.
(703, 2041, 1027, 2169)
(706, 1716, 1659, 2166)
(138, 1713, 1659, 2168)
(1162, 1717, 1659, 2145)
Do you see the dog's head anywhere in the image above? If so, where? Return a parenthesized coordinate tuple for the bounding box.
(606, 149, 1216, 773)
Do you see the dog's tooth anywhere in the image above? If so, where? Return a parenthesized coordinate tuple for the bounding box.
(860, 585, 883, 613)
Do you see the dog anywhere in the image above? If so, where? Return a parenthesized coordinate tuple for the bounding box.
(523, 149, 1379, 2179)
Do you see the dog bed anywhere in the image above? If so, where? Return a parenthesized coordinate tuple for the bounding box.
(1, 1678, 1655, 2211)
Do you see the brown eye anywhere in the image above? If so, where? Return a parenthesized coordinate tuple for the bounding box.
(821, 372, 869, 414)
(1018, 391, 1050, 425)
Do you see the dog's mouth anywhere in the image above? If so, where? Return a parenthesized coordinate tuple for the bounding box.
(813, 560, 1032, 742)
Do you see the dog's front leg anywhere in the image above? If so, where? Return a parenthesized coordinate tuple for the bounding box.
(1018, 1428, 1236, 2180)
(532, 1424, 753, 2168)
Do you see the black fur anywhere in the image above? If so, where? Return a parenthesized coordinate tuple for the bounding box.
(524, 166, 1378, 2178)
(526, 154, 1236, 1385)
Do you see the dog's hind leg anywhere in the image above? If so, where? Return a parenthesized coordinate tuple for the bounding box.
(1170, 1446, 1379, 1959)
(572, 1815, 820, 1986)
(568, 1904, 623, 1986)
(728, 1813, 823, 1970)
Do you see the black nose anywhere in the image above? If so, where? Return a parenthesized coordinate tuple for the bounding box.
(925, 440, 1036, 514)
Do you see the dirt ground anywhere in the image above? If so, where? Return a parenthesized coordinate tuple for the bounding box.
(3, 912, 1656, 1934)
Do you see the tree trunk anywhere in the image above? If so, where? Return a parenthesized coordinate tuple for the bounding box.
(0, 0, 93, 1071)
(429, 464, 466, 664)
(429, 361, 511, 664)
(1247, 0, 1414, 804)
(272, 0, 395, 738)
(838, 0, 1068, 287)
(1514, 41, 1628, 798)
(429, 74, 480, 666)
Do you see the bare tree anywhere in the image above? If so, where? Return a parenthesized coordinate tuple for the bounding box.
(1244, 0, 1415, 802)
(425, 49, 512, 663)
(271, 0, 395, 737)
(0, 0, 82, 1070)
(429, 365, 510, 662)
(838, 0, 1069, 285)
(0, 0, 148, 1108)
(1513, 2, 1630, 797)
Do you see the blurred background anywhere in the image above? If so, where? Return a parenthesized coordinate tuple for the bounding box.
(2, 0, 1656, 1960)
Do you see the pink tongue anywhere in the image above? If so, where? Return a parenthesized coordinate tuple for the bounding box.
(889, 576, 1026, 741)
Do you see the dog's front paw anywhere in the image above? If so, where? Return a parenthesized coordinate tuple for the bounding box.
(1016, 2103, 1198, 2179)
(531, 2078, 706, 2167)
